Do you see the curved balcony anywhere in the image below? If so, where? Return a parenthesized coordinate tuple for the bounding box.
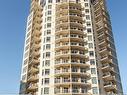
(69, 9, 82, 15)
(71, 45, 87, 51)
(55, 53, 88, 60)
(99, 47, 108, 54)
(55, 71, 71, 77)
(71, 53, 88, 60)
(55, 37, 70, 43)
(100, 55, 109, 62)
(69, 3, 82, 10)
(55, 45, 70, 51)
(30, 50, 40, 57)
(70, 15, 84, 22)
(104, 83, 117, 92)
(56, 9, 69, 16)
(102, 64, 116, 74)
(55, 81, 91, 87)
(29, 58, 40, 65)
(98, 39, 108, 46)
(27, 75, 39, 82)
(55, 29, 86, 36)
(28, 66, 39, 73)
(55, 89, 91, 95)
(27, 84, 38, 92)
(102, 73, 116, 82)
(71, 72, 90, 77)
(55, 62, 90, 68)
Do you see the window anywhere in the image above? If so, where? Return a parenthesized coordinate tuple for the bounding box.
(92, 87, 98, 94)
(24, 51, 29, 58)
(86, 15, 90, 20)
(48, 5, 52, 9)
(88, 35, 92, 41)
(45, 78, 49, 84)
(42, 79, 43, 85)
(85, 3, 89, 7)
(88, 43, 93, 48)
(46, 44, 51, 49)
(44, 87, 49, 94)
(90, 59, 95, 65)
(46, 52, 50, 58)
(45, 60, 50, 66)
(48, 0, 52, 3)
(24, 59, 28, 65)
(87, 28, 92, 33)
(42, 70, 44, 76)
(47, 30, 51, 34)
(26, 38, 30, 44)
(89, 51, 94, 56)
(46, 37, 51, 42)
(23, 66, 27, 73)
(85, 9, 89, 13)
(45, 69, 50, 75)
(22, 74, 26, 81)
(27, 32, 31, 38)
(92, 77, 97, 84)
(47, 17, 51, 21)
(47, 23, 51, 28)
(91, 68, 96, 74)
(48, 11, 52, 15)
(86, 22, 91, 26)
(72, 67, 78, 72)
(25, 44, 29, 51)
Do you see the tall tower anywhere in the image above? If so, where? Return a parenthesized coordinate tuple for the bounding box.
(20, 0, 123, 95)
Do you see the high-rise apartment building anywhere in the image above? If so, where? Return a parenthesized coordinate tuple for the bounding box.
(20, 0, 123, 95)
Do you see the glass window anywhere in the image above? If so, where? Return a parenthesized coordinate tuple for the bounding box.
(91, 68, 96, 74)
(47, 23, 51, 28)
(85, 9, 89, 13)
(46, 37, 51, 42)
(45, 78, 49, 84)
(47, 30, 51, 34)
(89, 51, 94, 56)
(92, 77, 97, 84)
(88, 43, 93, 48)
(48, 11, 52, 15)
(90, 59, 95, 65)
(45, 69, 50, 75)
(48, 5, 52, 9)
(48, 0, 52, 3)
(45, 60, 50, 66)
(88, 35, 92, 41)
(92, 87, 98, 94)
(46, 44, 51, 49)
(87, 28, 92, 33)
(47, 17, 51, 21)
(46, 52, 50, 57)
(44, 87, 49, 94)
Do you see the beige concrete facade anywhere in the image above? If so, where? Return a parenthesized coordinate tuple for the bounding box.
(20, 0, 123, 95)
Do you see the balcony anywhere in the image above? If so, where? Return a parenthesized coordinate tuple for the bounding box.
(97, 32, 105, 38)
(27, 75, 39, 82)
(102, 72, 116, 81)
(104, 83, 117, 92)
(30, 43, 40, 50)
(55, 88, 91, 95)
(27, 84, 38, 91)
(55, 69, 71, 77)
(98, 39, 107, 46)
(29, 58, 40, 65)
(30, 50, 40, 57)
(100, 55, 108, 62)
(99, 47, 107, 54)
(28, 66, 39, 73)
